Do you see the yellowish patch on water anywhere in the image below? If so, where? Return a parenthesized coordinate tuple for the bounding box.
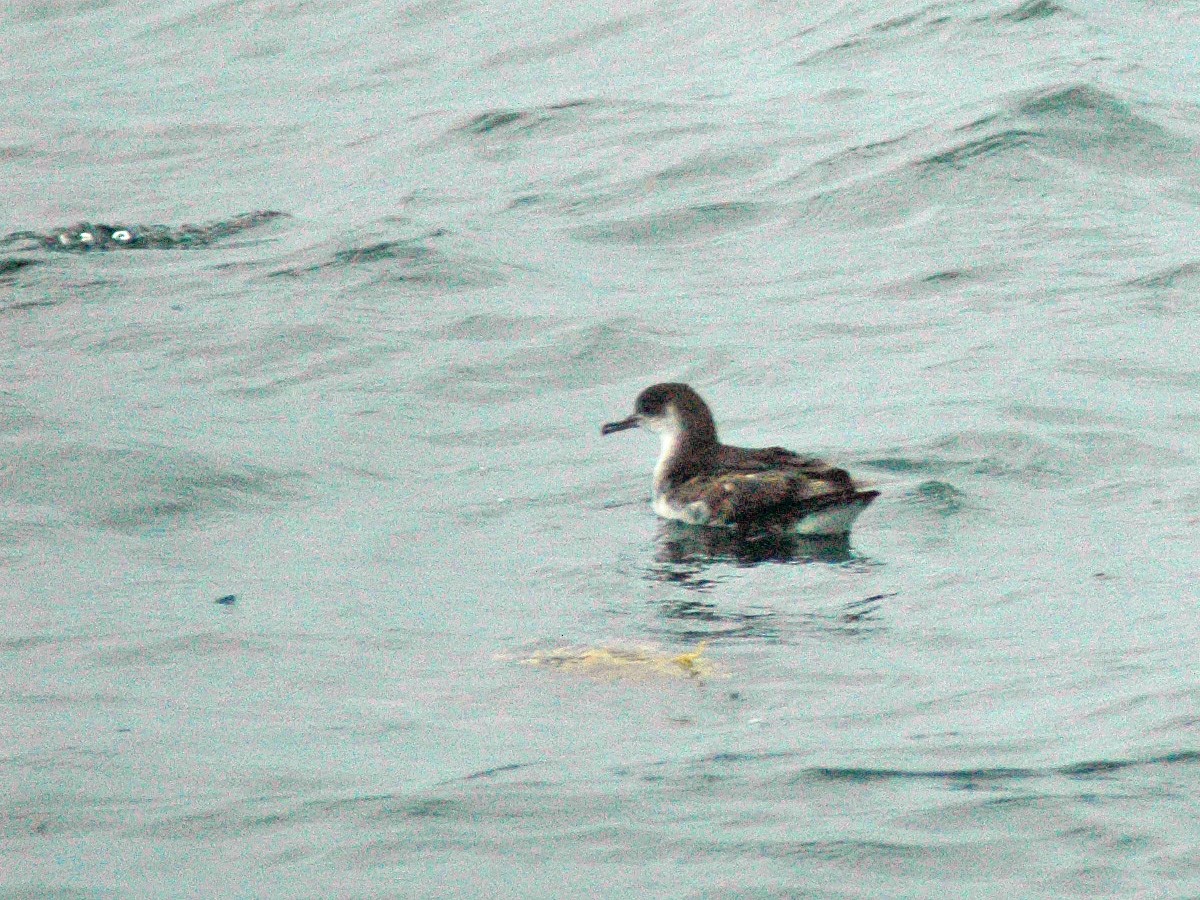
(518, 642, 717, 681)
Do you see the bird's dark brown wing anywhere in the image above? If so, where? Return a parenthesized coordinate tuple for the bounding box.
(714, 445, 857, 489)
(673, 465, 866, 528)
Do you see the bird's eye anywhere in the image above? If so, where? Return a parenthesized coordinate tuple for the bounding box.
(79, 232, 94, 243)
(112, 230, 132, 242)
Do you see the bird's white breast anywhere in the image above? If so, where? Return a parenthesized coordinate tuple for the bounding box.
(653, 492, 712, 524)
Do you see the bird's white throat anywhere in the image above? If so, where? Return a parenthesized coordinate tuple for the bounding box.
(650, 411, 685, 493)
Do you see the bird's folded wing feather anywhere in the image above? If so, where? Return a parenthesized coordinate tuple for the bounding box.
(677, 468, 855, 526)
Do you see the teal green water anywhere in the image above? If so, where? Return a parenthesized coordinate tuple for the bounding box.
(4, 0, 1200, 895)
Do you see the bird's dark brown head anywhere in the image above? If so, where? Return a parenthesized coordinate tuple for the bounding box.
(601, 383, 718, 442)
(633, 383, 686, 417)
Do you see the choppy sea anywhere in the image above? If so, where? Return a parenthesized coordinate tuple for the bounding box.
(4, 0, 1200, 895)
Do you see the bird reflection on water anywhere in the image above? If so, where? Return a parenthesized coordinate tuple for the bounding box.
(650, 520, 857, 579)
(641, 522, 888, 641)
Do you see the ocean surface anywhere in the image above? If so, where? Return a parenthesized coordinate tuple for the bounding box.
(4, 0, 1200, 895)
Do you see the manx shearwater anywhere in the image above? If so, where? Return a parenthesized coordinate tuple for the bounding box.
(602, 383, 877, 536)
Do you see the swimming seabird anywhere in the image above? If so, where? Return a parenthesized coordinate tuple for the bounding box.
(602, 383, 878, 536)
